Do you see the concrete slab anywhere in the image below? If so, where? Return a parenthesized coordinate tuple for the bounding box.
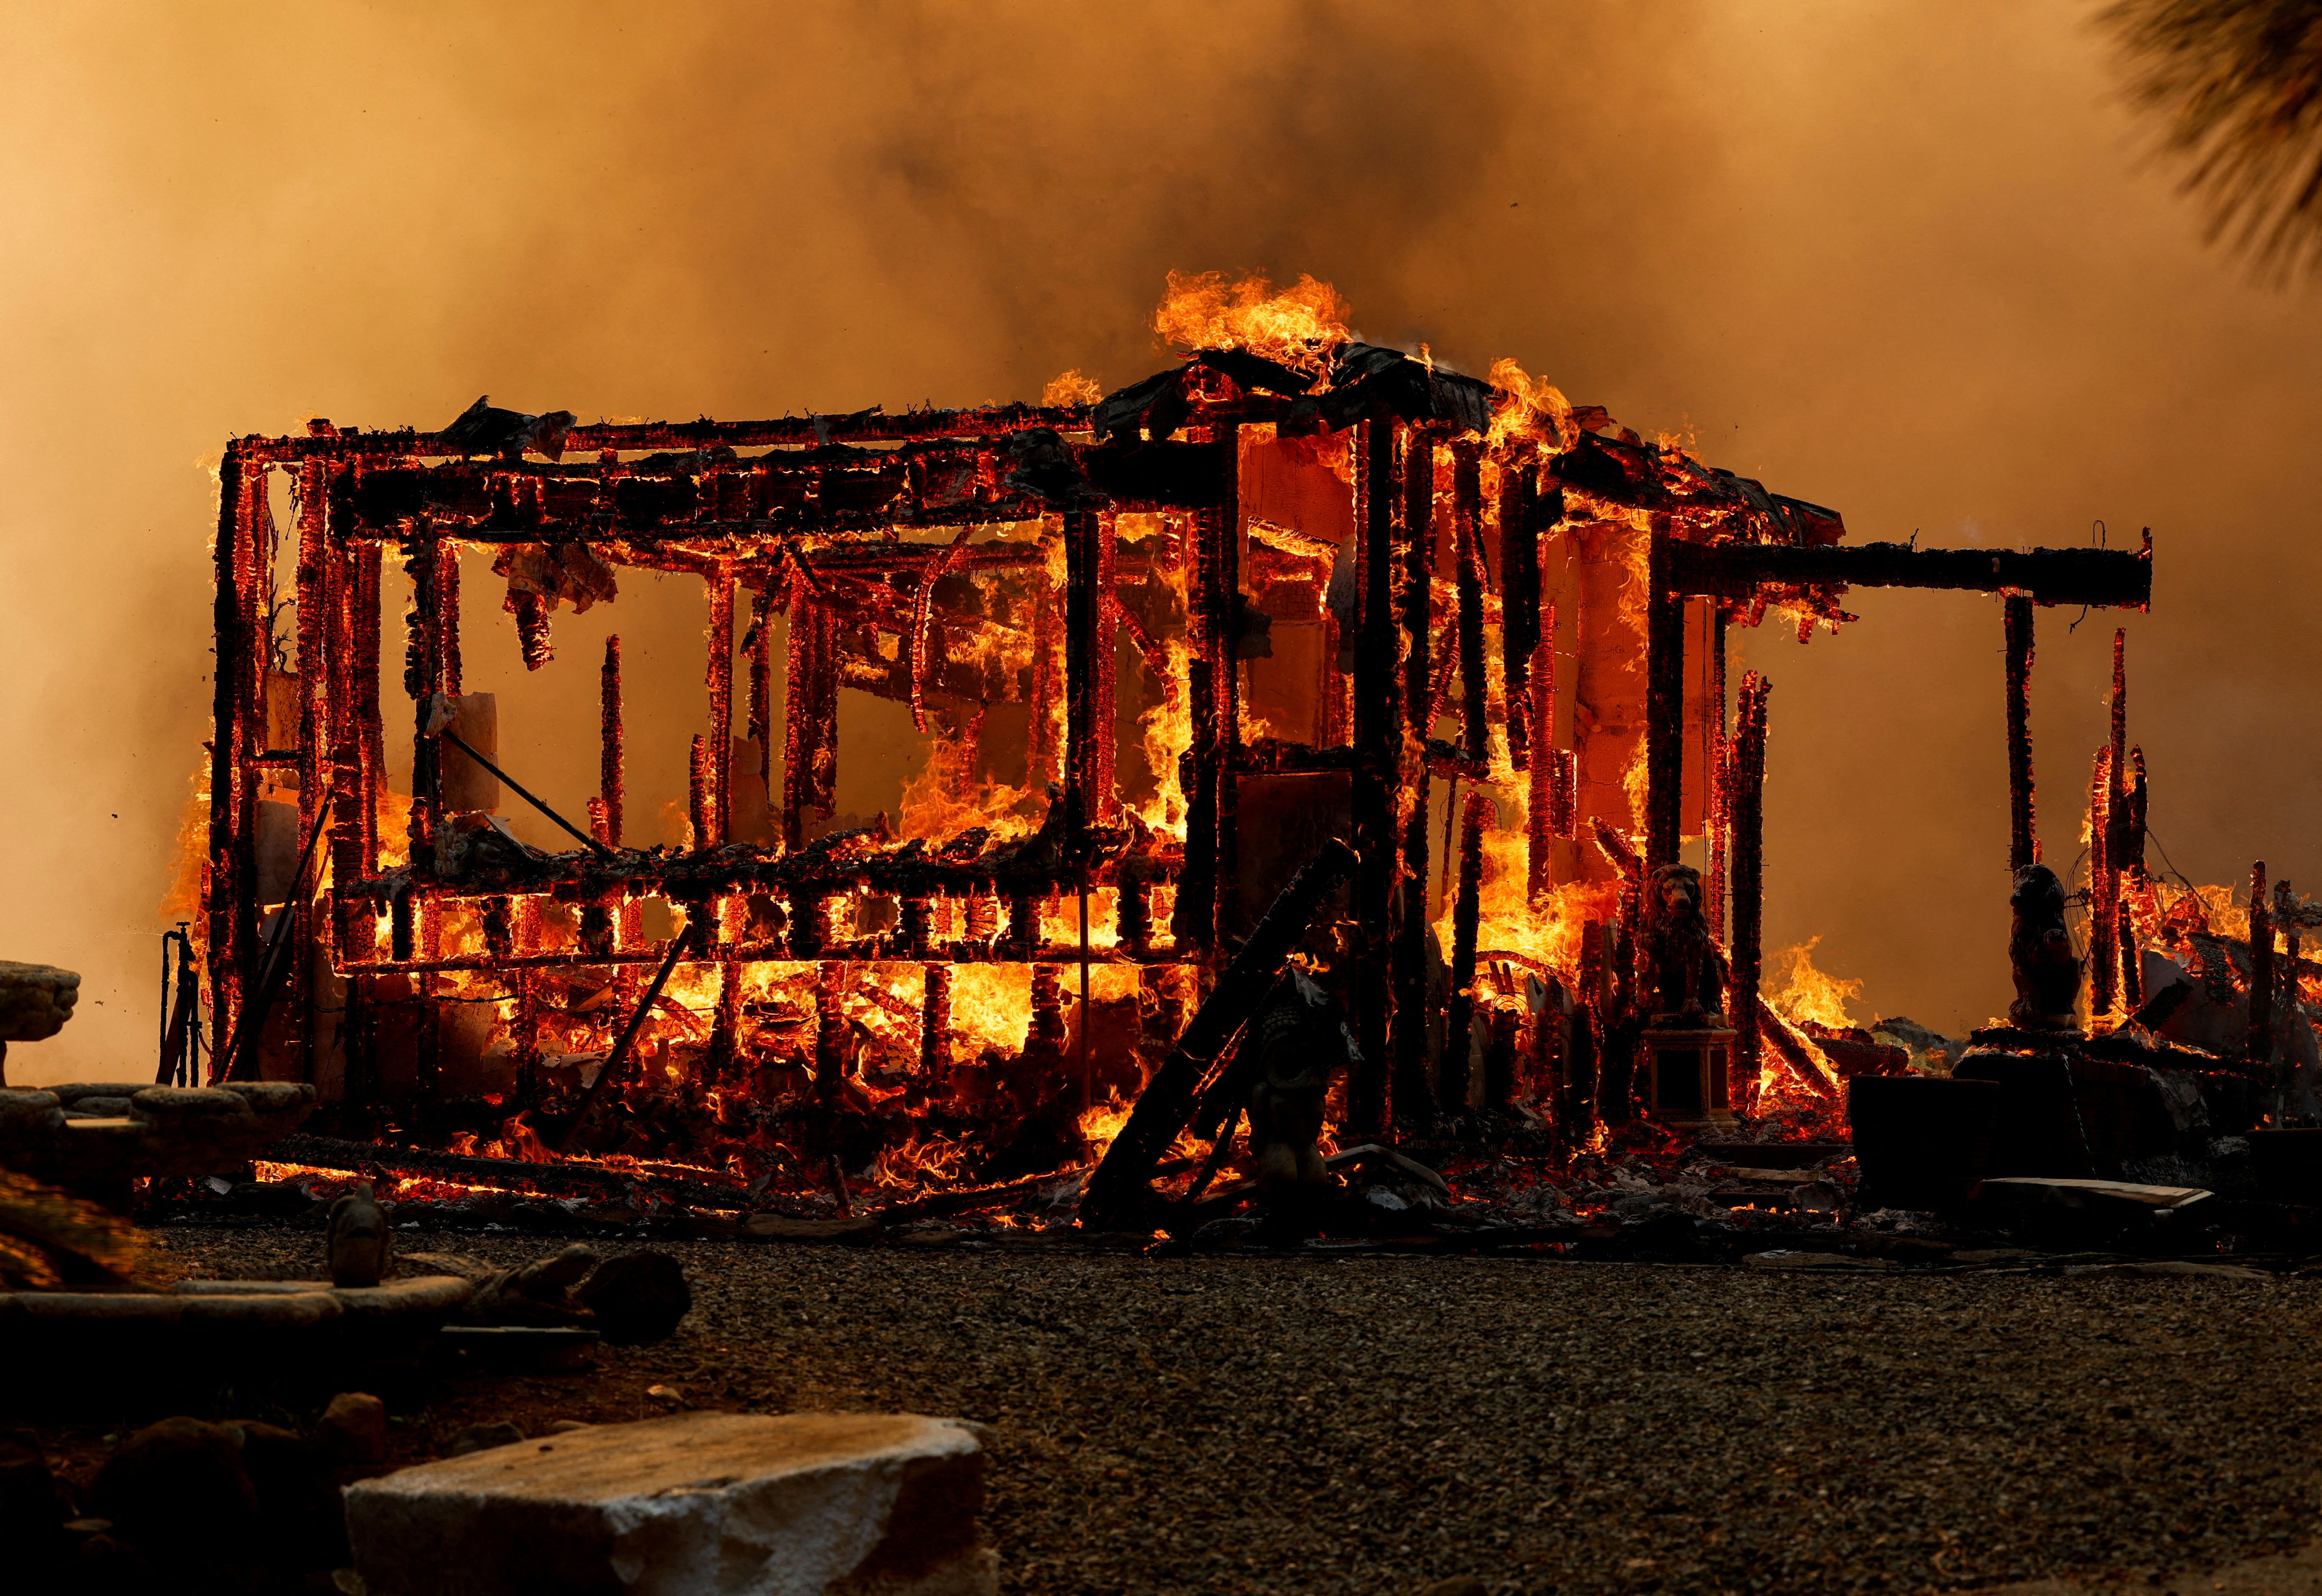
(345, 1410, 996, 1596)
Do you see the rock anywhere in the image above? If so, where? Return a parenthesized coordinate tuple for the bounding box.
(217, 1080, 317, 1120)
(317, 1393, 389, 1465)
(345, 1411, 997, 1596)
(445, 1422, 525, 1458)
(328, 1184, 392, 1288)
(465, 1243, 598, 1327)
(0, 961, 80, 1043)
(95, 1417, 263, 1563)
(544, 1420, 593, 1435)
(129, 1085, 254, 1122)
(0, 1428, 68, 1571)
(228, 1419, 349, 1572)
(576, 1248, 691, 1344)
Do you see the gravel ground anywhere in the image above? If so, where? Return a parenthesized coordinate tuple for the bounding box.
(95, 1227, 2322, 1594)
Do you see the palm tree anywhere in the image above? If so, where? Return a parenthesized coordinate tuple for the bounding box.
(2101, 0, 2322, 279)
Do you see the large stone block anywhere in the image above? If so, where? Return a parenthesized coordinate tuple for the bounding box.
(345, 1411, 996, 1596)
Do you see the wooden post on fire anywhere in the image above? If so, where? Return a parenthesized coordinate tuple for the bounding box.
(1392, 425, 1441, 1124)
(1452, 442, 1490, 765)
(706, 564, 735, 845)
(2250, 860, 2275, 1083)
(1063, 507, 1117, 1110)
(1729, 673, 1770, 1102)
(1348, 418, 1400, 1136)
(1705, 608, 1729, 942)
(2003, 595, 2036, 873)
(207, 447, 263, 1065)
(1499, 466, 1548, 776)
(1441, 790, 1493, 1113)
(340, 518, 386, 1103)
(1209, 432, 1242, 945)
(1643, 526, 1686, 877)
(782, 571, 840, 851)
(598, 635, 624, 847)
(1527, 601, 1563, 907)
(1062, 509, 1118, 831)
(292, 456, 334, 1085)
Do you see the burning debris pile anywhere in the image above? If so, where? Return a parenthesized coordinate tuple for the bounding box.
(163, 272, 2176, 1241)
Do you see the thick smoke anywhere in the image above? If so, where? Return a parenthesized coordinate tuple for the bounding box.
(2, 1, 2317, 1083)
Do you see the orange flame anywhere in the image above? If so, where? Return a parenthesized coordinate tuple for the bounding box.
(1153, 271, 1352, 374)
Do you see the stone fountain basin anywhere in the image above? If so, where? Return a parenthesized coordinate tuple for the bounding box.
(0, 1080, 316, 1181)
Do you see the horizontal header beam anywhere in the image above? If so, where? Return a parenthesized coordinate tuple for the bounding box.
(1658, 533, 2151, 611)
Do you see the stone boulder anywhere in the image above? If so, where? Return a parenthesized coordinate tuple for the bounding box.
(346, 1411, 997, 1596)
(0, 962, 78, 1043)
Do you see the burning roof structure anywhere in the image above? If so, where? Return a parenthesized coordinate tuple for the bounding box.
(187, 275, 2154, 1221)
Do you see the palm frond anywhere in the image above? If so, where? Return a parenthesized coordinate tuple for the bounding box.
(2100, 0, 2322, 279)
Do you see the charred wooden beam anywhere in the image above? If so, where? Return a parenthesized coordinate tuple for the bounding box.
(1348, 418, 1400, 1135)
(1568, 920, 1604, 1143)
(781, 579, 839, 851)
(1729, 673, 1770, 1097)
(251, 402, 1101, 465)
(401, 532, 443, 864)
(2251, 861, 2275, 1076)
(2089, 742, 2117, 1017)
(1660, 535, 2152, 609)
(2004, 595, 2036, 873)
(1392, 427, 1441, 1124)
(1441, 790, 1493, 1113)
(1643, 532, 1687, 873)
(921, 964, 952, 1079)
(352, 541, 383, 884)
(1706, 608, 1730, 942)
(272, 1131, 752, 1211)
(1063, 508, 1120, 832)
(208, 447, 263, 1062)
(1206, 432, 1243, 943)
(1453, 442, 1490, 765)
(1081, 839, 1357, 1228)
(709, 954, 742, 1084)
(707, 566, 735, 845)
(599, 635, 625, 847)
(1527, 601, 1561, 907)
(1500, 467, 1547, 773)
(814, 959, 848, 1101)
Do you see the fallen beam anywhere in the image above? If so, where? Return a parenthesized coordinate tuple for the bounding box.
(266, 1132, 751, 1212)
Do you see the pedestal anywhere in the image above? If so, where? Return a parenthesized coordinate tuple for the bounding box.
(1641, 1022, 1737, 1127)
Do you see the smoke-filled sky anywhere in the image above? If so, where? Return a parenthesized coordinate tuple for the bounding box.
(5, 0, 2321, 1084)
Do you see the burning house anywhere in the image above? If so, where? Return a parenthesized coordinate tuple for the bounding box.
(184, 277, 2158, 1222)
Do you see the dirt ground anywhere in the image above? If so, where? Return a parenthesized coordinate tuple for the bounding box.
(26, 1225, 2322, 1596)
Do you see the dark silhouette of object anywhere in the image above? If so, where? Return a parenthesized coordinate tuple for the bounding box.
(2102, 0, 2322, 280)
(1244, 972, 1358, 1199)
(440, 395, 577, 461)
(326, 1183, 390, 1288)
(1635, 863, 1727, 1023)
(2008, 864, 2084, 1029)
